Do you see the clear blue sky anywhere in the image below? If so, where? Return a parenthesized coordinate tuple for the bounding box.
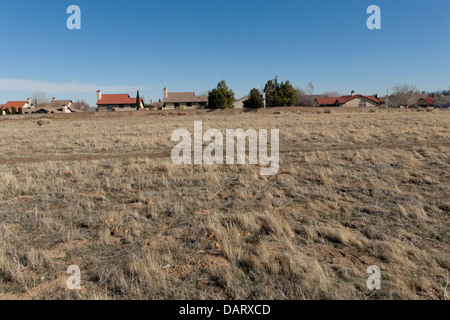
(0, 0, 449, 105)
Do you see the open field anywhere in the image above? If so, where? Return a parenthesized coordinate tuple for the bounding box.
(0, 109, 449, 300)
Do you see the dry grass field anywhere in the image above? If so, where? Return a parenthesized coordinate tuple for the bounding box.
(0, 108, 449, 300)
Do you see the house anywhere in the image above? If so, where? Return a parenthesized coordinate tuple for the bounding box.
(35, 98, 75, 114)
(315, 91, 383, 107)
(96, 90, 144, 112)
(1, 99, 33, 113)
(233, 96, 249, 109)
(162, 88, 208, 110)
(416, 97, 436, 108)
(150, 101, 165, 110)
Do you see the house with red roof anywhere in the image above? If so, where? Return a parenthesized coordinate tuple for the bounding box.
(315, 91, 383, 108)
(0, 99, 33, 114)
(96, 90, 144, 112)
(416, 97, 436, 108)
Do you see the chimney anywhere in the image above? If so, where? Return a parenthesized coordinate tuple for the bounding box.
(351, 90, 356, 97)
(52, 97, 56, 101)
(27, 98, 31, 107)
(163, 87, 168, 100)
(97, 90, 102, 102)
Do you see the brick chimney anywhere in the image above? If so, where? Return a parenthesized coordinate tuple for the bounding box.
(163, 87, 168, 100)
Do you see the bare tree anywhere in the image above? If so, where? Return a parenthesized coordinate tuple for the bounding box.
(295, 82, 316, 107)
(322, 91, 341, 97)
(434, 95, 450, 108)
(71, 100, 91, 112)
(390, 84, 420, 108)
(32, 91, 50, 108)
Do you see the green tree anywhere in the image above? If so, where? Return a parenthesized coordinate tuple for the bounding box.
(208, 80, 235, 109)
(264, 76, 297, 107)
(11, 107, 16, 115)
(136, 90, 141, 110)
(243, 88, 264, 109)
(18, 107, 23, 114)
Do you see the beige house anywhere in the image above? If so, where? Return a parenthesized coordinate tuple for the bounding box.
(162, 88, 208, 110)
(233, 96, 248, 109)
(36, 98, 74, 114)
(315, 91, 383, 107)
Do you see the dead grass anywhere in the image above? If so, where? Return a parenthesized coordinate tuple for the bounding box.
(0, 109, 449, 300)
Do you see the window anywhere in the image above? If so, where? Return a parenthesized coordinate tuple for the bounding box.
(359, 100, 367, 107)
(187, 102, 192, 107)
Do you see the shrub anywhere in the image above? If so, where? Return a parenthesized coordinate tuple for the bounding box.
(37, 119, 52, 126)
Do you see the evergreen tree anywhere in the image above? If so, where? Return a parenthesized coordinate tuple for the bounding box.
(208, 80, 235, 109)
(243, 88, 265, 109)
(264, 76, 297, 107)
(136, 90, 141, 110)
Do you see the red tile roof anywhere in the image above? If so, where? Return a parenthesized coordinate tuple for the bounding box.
(420, 97, 436, 105)
(2, 101, 28, 111)
(316, 97, 340, 105)
(316, 95, 383, 106)
(97, 94, 142, 105)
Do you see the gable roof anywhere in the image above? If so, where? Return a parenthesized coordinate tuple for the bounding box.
(36, 106, 74, 113)
(2, 101, 28, 110)
(316, 95, 383, 106)
(165, 92, 208, 103)
(97, 94, 142, 105)
(418, 97, 436, 105)
(316, 97, 340, 105)
(45, 100, 73, 109)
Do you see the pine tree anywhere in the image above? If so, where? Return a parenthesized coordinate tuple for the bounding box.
(136, 90, 141, 110)
(208, 80, 235, 109)
(264, 77, 297, 107)
(243, 89, 265, 109)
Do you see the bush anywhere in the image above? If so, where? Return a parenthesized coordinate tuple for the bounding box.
(37, 119, 52, 126)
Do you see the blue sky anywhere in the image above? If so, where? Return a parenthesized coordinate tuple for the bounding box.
(0, 0, 449, 105)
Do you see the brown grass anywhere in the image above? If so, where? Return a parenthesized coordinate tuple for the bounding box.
(0, 109, 449, 300)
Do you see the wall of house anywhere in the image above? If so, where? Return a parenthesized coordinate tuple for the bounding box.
(233, 98, 247, 109)
(342, 97, 378, 108)
(97, 104, 137, 112)
(164, 102, 205, 110)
